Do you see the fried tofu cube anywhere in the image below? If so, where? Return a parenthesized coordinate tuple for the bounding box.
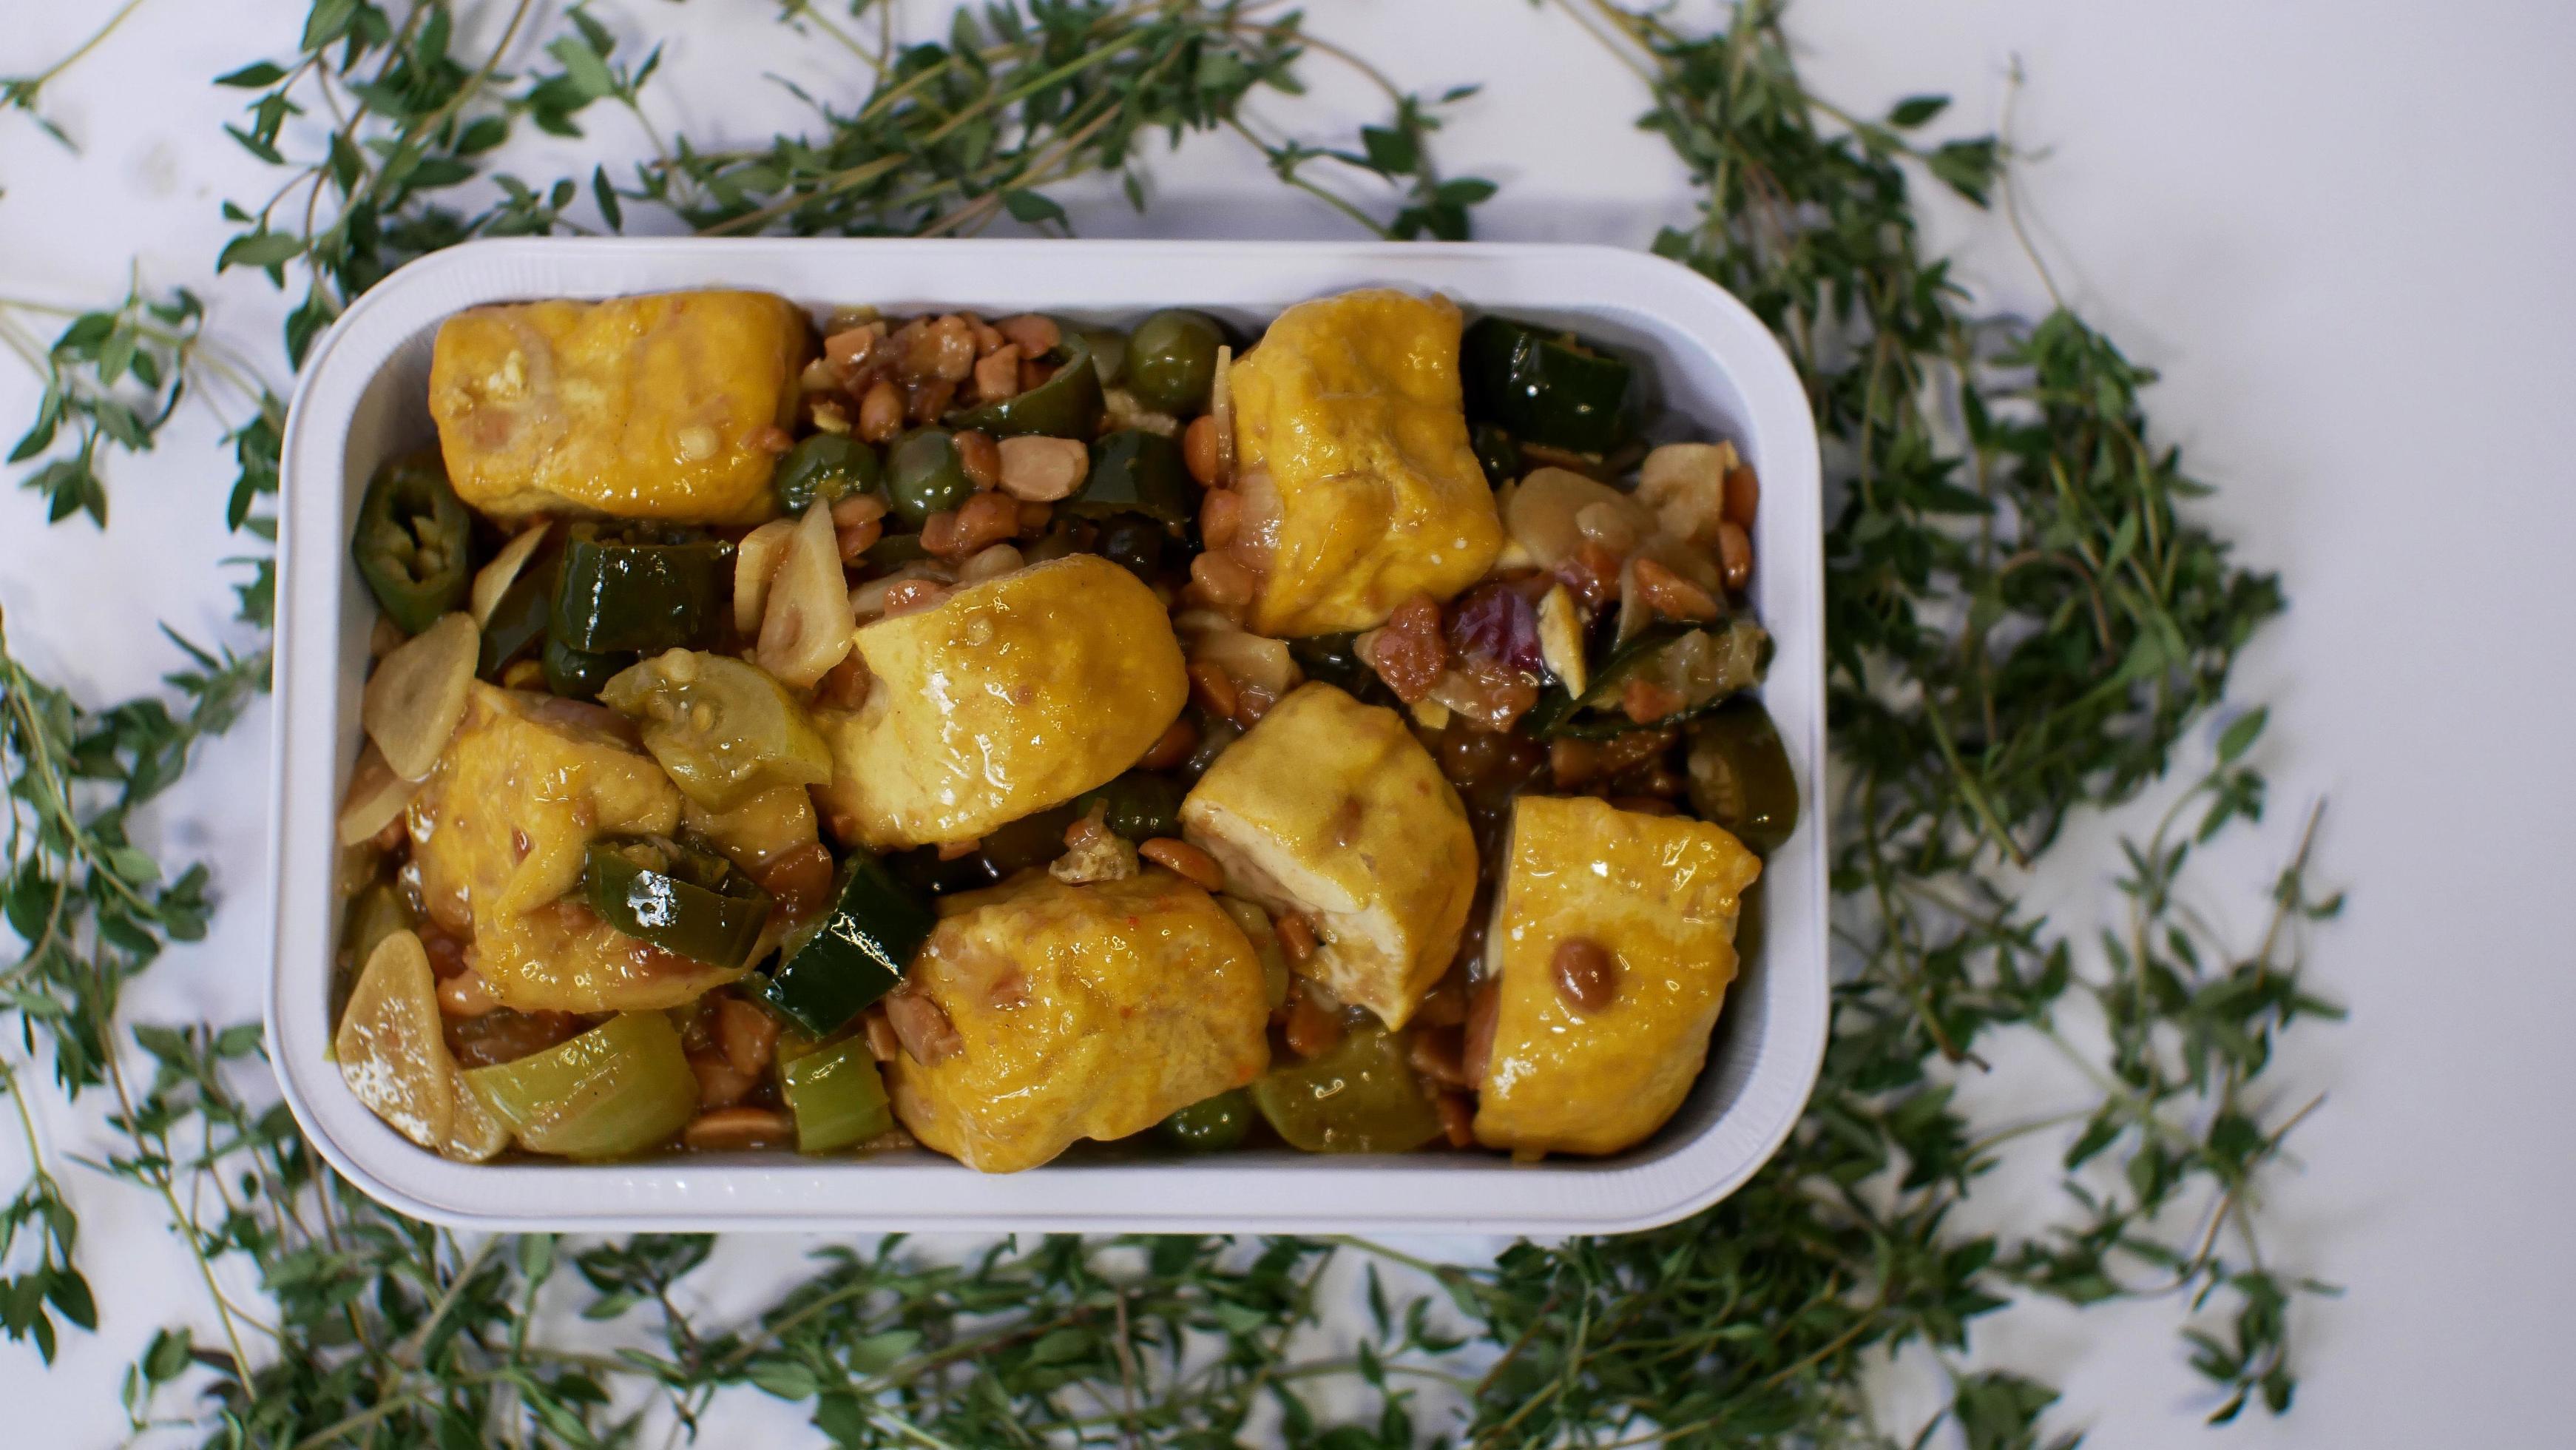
(818, 555, 1188, 851)
(428, 290, 810, 525)
(410, 685, 743, 1013)
(1473, 795, 1762, 1158)
(886, 869, 1271, 1172)
(1179, 683, 1475, 1028)
(1229, 289, 1503, 635)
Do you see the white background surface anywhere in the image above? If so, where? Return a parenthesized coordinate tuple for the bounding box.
(2, 1, 2572, 1446)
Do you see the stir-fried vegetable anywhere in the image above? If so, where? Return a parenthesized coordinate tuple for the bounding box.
(582, 838, 774, 969)
(1461, 314, 1640, 456)
(947, 337, 1104, 439)
(462, 1011, 699, 1159)
(1686, 698, 1800, 854)
(1524, 617, 1768, 738)
(1157, 1088, 1254, 1152)
(351, 452, 473, 633)
(760, 852, 936, 1037)
(780, 1036, 894, 1153)
(1251, 1026, 1443, 1153)
(550, 527, 731, 655)
(599, 650, 833, 810)
(772, 434, 881, 516)
(1072, 429, 1194, 524)
(541, 635, 629, 703)
(1068, 771, 1188, 843)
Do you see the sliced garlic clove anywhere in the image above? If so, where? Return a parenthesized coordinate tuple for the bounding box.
(362, 611, 479, 780)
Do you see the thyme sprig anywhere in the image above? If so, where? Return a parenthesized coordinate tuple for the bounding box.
(0, 1, 2337, 1444)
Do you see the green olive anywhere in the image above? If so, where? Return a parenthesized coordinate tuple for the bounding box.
(1156, 1088, 1252, 1153)
(885, 428, 974, 526)
(1124, 309, 1223, 414)
(773, 434, 882, 516)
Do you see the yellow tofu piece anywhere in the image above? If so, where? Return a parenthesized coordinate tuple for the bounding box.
(428, 290, 810, 526)
(409, 685, 742, 1013)
(1229, 289, 1503, 635)
(818, 556, 1187, 851)
(887, 869, 1271, 1172)
(1473, 795, 1762, 1158)
(1180, 684, 1475, 1028)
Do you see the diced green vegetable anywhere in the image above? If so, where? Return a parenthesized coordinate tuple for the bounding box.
(1461, 314, 1640, 456)
(946, 337, 1103, 439)
(550, 527, 731, 655)
(479, 548, 559, 678)
(1251, 1027, 1443, 1153)
(1156, 1088, 1252, 1153)
(462, 1012, 698, 1159)
(759, 852, 937, 1037)
(582, 838, 773, 969)
(1067, 771, 1187, 842)
(351, 451, 473, 634)
(1523, 618, 1768, 738)
(1686, 697, 1800, 854)
(780, 1036, 893, 1153)
(1075, 326, 1128, 386)
(598, 650, 834, 811)
(541, 635, 632, 702)
(773, 434, 882, 516)
(1070, 430, 1194, 525)
(1470, 421, 1521, 488)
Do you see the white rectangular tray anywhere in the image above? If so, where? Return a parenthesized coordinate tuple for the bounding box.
(266, 238, 1827, 1234)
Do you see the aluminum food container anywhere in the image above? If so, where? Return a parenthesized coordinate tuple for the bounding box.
(266, 238, 1827, 1234)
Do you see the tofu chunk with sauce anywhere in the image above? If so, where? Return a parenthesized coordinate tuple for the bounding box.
(1473, 795, 1762, 1158)
(817, 555, 1188, 851)
(1179, 683, 1476, 1028)
(1228, 289, 1503, 635)
(409, 685, 743, 1013)
(428, 290, 810, 525)
(886, 869, 1271, 1172)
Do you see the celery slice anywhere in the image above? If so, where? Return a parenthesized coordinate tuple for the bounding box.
(780, 1037, 892, 1154)
(463, 1012, 697, 1159)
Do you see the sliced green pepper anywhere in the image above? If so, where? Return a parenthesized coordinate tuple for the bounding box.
(1251, 1028, 1443, 1153)
(773, 434, 882, 516)
(541, 635, 632, 703)
(759, 851, 936, 1037)
(1068, 772, 1187, 842)
(583, 838, 773, 970)
(462, 1012, 697, 1159)
(945, 337, 1103, 439)
(780, 1036, 894, 1153)
(1523, 618, 1768, 739)
(340, 882, 418, 978)
(1686, 697, 1799, 854)
(351, 451, 473, 634)
(885, 428, 974, 526)
(550, 527, 731, 655)
(1470, 422, 1523, 488)
(1070, 430, 1194, 525)
(1156, 1088, 1253, 1153)
(1125, 309, 1223, 414)
(1461, 314, 1640, 456)
(479, 548, 560, 678)
(1288, 633, 1376, 696)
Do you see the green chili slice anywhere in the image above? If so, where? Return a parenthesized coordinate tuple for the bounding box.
(1461, 314, 1640, 456)
(759, 851, 936, 1037)
(549, 527, 731, 655)
(1069, 430, 1194, 525)
(582, 838, 773, 970)
(1686, 697, 1800, 854)
(944, 337, 1103, 439)
(351, 451, 473, 634)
